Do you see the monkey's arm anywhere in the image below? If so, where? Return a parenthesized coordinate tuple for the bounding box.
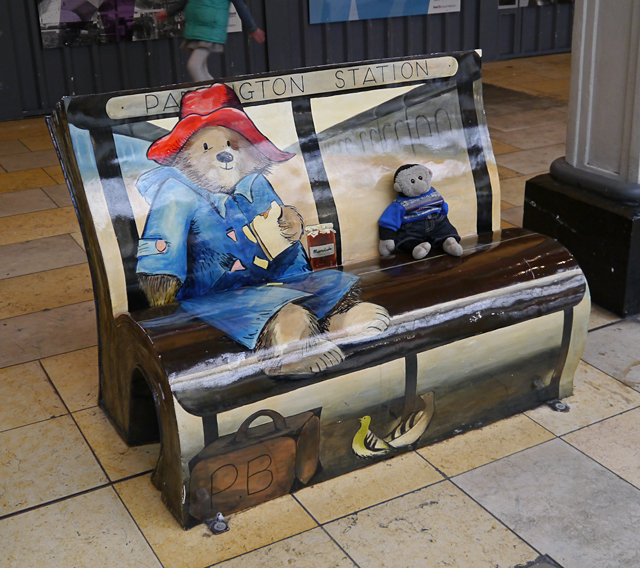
(378, 202, 404, 257)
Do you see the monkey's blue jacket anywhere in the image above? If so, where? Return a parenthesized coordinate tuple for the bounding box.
(378, 188, 449, 232)
(136, 166, 357, 349)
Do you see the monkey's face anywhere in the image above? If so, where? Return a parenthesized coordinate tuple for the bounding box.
(175, 126, 271, 194)
(393, 165, 433, 197)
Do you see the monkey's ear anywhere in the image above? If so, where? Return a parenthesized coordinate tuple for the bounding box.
(393, 181, 403, 193)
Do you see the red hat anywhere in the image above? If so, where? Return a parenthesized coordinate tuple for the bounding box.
(147, 84, 295, 166)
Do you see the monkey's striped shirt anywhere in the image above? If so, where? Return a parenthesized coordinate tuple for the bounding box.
(378, 188, 450, 232)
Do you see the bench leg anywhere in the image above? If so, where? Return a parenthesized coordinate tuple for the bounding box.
(97, 314, 190, 527)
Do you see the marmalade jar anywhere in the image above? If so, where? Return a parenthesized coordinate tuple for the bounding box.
(304, 223, 337, 270)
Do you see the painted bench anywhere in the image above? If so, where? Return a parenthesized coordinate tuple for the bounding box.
(48, 51, 589, 529)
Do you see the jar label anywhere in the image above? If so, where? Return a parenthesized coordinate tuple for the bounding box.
(309, 243, 335, 258)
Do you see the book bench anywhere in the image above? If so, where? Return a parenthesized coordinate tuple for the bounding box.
(48, 51, 589, 529)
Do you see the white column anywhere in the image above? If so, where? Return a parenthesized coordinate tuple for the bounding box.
(565, 0, 640, 186)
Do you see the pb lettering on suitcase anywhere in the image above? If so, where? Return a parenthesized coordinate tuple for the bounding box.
(189, 409, 321, 520)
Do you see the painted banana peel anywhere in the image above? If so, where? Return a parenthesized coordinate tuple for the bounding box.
(352, 391, 435, 459)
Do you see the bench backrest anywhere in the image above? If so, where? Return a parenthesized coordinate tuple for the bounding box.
(51, 51, 500, 317)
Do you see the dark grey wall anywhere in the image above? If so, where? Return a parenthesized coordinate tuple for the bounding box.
(0, 0, 573, 122)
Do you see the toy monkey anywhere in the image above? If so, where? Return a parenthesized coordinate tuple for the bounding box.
(379, 164, 463, 260)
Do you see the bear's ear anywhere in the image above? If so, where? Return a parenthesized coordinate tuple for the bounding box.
(393, 181, 404, 193)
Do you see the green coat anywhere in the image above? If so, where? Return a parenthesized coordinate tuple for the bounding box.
(184, 0, 230, 44)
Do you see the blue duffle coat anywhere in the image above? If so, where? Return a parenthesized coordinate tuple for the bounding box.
(136, 167, 357, 348)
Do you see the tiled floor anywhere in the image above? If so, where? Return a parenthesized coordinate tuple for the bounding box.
(1, 53, 639, 567)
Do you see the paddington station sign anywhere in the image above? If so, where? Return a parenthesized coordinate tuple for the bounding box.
(106, 56, 458, 120)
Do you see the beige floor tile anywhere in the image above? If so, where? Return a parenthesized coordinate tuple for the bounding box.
(0, 187, 57, 218)
(496, 144, 565, 175)
(488, 108, 566, 132)
(0, 140, 30, 157)
(491, 139, 520, 154)
(550, 53, 572, 64)
(545, 91, 570, 103)
(296, 452, 443, 524)
(216, 527, 356, 568)
(526, 361, 640, 435)
(0, 234, 86, 280)
(0, 415, 107, 515)
(453, 438, 640, 568)
(1, 487, 162, 568)
(0, 118, 50, 142)
(497, 165, 520, 179)
(529, 53, 572, 64)
(71, 231, 86, 250)
(0, 206, 79, 246)
(325, 481, 538, 568)
(485, 101, 533, 118)
(41, 346, 99, 412)
(0, 149, 60, 173)
(501, 205, 523, 227)
(481, 68, 512, 83)
(0, 117, 46, 130)
(509, 85, 562, 98)
(43, 164, 66, 184)
(588, 304, 621, 330)
(491, 121, 567, 150)
(418, 414, 554, 477)
(20, 134, 55, 152)
(563, 408, 640, 489)
(0, 168, 57, 193)
(501, 220, 516, 229)
(500, 200, 514, 210)
(500, 172, 545, 206)
(0, 361, 66, 432)
(521, 78, 571, 94)
(115, 475, 317, 568)
(505, 83, 542, 98)
(532, 65, 572, 80)
(507, 60, 571, 80)
(0, 301, 97, 369)
(42, 182, 73, 207)
(490, 72, 551, 87)
(0, 263, 93, 320)
(75, 406, 159, 481)
(483, 60, 525, 72)
(525, 88, 571, 101)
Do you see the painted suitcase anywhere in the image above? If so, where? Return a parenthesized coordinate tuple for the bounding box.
(189, 409, 320, 520)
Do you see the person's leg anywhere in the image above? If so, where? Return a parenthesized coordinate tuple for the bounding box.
(186, 48, 213, 82)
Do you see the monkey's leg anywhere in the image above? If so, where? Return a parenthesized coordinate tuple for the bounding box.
(412, 242, 432, 259)
(443, 236, 463, 257)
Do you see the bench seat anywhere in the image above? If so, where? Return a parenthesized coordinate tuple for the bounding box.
(135, 229, 585, 416)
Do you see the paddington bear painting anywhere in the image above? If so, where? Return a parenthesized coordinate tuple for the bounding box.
(136, 84, 390, 375)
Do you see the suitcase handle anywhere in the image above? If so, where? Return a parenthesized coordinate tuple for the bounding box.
(234, 409, 287, 443)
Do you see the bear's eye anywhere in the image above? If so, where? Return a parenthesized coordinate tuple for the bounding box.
(203, 143, 208, 151)
(411, 179, 415, 183)
(418, 176, 423, 180)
